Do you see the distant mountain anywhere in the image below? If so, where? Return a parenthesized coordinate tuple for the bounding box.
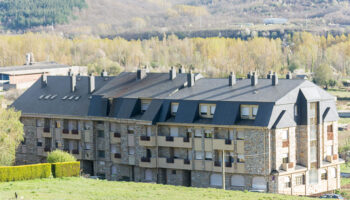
(7, 0, 350, 36)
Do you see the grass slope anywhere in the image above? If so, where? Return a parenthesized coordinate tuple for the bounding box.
(0, 177, 310, 200)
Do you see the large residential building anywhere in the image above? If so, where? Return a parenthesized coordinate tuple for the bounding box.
(12, 68, 342, 195)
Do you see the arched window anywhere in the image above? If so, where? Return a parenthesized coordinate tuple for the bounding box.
(210, 174, 222, 186)
(252, 177, 267, 190)
(231, 175, 245, 187)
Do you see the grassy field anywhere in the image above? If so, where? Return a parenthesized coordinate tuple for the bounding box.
(0, 177, 312, 200)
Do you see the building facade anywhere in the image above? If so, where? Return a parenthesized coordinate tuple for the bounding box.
(12, 68, 342, 195)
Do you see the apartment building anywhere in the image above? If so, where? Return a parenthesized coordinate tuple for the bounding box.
(12, 68, 342, 195)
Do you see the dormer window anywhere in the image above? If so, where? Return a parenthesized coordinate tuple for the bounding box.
(199, 104, 216, 118)
(141, 99, 151, 113)
(240, 105, 259, 119)
(171, 103, 179, 116)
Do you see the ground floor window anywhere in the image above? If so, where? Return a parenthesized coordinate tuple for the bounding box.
(210, 173, 222, 186)
(252, 177, 266, 190)
(295, 174, 305, 185)
(284, 176, 291, 188)
(231, 175, 244, 187)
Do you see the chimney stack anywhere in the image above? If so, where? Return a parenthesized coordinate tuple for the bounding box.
(267, 71, 273, 79)
(137, 67, 147, 80)
(272, 72, 278, 86)
(187, 70, 195, 87)
(286, 71, 292, 79)
(41, 74, 47, 88)
(89, 74, 95, 93)
(68, 69, 72, 76)
(251, 72, 258, 86)
(229, 72, 236, 86)
(26, 53, 31, 65)
(101, 69, 108, 77)
(71, 75, 76, 92)
(179, 65, 185, 74)
(169, 66, 176, 80)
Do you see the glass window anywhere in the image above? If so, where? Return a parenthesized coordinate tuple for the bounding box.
(98, 130, 104, 138)
(195, 151, 204, 160)
(210, 105, 216, 115)
(205, 132, 213, 138)
(329, 167, 336, 178)
(98, 150, 105, 158)
(205, 151, 213, 160)
(282, 153, 289, 163)
(294, 104, 298, 116)
(171, 103, 179, 115)
(237, 130, 244, 140)
(141, 100, 151, 112)
(295, 175, 305, 185)
(252, 106, 258, 117)
(241, 106, 249, 118)
(200, 105, 208, 115)
(195, 129, 202, 138)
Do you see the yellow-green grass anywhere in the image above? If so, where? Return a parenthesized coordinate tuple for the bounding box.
(328, 89, 350, 99)
(341, 163, 350, 173)
(0, 177, 312, 200)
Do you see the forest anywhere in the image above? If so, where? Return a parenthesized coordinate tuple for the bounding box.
(0, 32, 348, 84)
(0, 0, 87, 30)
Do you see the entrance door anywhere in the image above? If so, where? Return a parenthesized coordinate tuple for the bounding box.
(82, 160, 94, 175)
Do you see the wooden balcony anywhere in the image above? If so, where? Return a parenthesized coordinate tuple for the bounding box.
(213, 139, 234, 150)
(139, 136, 156, 146)
(158, 157, 192, 170)
(111, 153, 122, 163)
(158, 136, 192, 148)
(110, 132, 121, 144)
(139, 157, 157, 168)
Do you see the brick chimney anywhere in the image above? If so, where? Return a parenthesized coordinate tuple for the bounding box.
(267, 71, 273, 79)
(89, 74, 95, 93)
(187, 70, 195, 87)
(137, 67, 147, 80)
(229, 72, 236, 86)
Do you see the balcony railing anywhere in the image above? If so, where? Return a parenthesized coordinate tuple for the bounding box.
(166, 136, 174, 142)
(43, 127, 50, 133)
(114, 153, 121, 159)
(72, 130, 79, 135)
(114, 132, 121, 138)
(166, 158, 175, 163)
(62, 129, 69, 134)
(141, 157, 151, 162)
(72, 149, 79, 154)
(140, 136, 150, 141)
(214, 161, 221, 167)
(44, 146, 51, 152)
(184, 159, 190, 165)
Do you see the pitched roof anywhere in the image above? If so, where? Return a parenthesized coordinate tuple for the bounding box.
(0, 62, 70, 75)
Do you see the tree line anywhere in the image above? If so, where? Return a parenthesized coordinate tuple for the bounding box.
(0, 32, 348, 84)
(0, 0, 87, 30)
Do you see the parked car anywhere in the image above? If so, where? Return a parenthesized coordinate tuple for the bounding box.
(319, 194, 344, 199)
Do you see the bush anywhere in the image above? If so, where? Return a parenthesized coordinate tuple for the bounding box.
(52, 162, 80, 178)
(0, 163, 51, 182)
(47, 150, 77, 163)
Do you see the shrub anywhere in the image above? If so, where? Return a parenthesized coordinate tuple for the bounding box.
(0, 163, 51, 182)
(47, 150, 76, 163)
(52, 162, 80, 178)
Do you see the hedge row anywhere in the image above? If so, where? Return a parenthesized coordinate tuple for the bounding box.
(0, 163, 51, 182)
(52, 162, 80, 178)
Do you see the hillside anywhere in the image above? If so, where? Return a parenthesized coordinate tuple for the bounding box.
(52, 0, 350, 36)
(0, 177, 310, 200)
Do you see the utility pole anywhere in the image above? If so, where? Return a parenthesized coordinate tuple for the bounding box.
(222, 149, 225, 190)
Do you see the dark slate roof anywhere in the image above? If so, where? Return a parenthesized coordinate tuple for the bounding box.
(0, 62, 70, 75)
(12, 76, 112, 116)
(95, 72, 191, 99)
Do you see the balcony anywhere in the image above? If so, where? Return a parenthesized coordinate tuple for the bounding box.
(282, 162, 294, 171)
(61, 130, 81, 140)
(158, 136, 192, 148)
(158, 157, 191, 170)
(111, 153, 122, 163)
(44, 146, 51, 152)
(213, 139, 234, 150)
(110, 132, 121, 144)
(139, 157, 156, 168)
(139, 136, 156, 146)
(42, 128, 52, 138)
(194, 160, 214, 171)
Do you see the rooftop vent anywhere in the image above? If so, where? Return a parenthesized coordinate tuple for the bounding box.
(187, 70, 195, 87)
(169, 66, 176, 80)
(272, 72, 278, 86)
(137, 67, 147, 80)
(89, 74, 95, 93)
(71, 75, 76, 92)
(229, 72, 236, 86)
(267, 71, 273, 79)
(41, 74, 47, 88)
(179, 65, 185, 74)
(286, 71, 292, 79)
(101, 69, 108, 77)
(251, 72, 258, 86)
(25, 52, 34, 65)
(68, 69, 72, 76)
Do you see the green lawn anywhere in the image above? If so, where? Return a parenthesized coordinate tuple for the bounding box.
(0, 177, 311, 200)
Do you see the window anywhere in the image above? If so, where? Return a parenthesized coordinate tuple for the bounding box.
(44, 118, 50, 129)
(199, 104, 216, 118)
(36, 119, 42, 127)
(281, 130, 288, 141)
(210, 174, 222, 186)
(237, 155, 245, 163)
(146, 126, 152, 137)
(282, 153, 289, 163)
(37, 140, 42, 147)
(294, 104, 298, 117)
(98, 150, 105, 158)
(170, 127, 179, 137)
(195, 151, 204, 160)
(205, 132, 213, 138)
(85, 143, 91, 150)
(128, 147, 135, 155)
(240, 105, 259, 119)
(205, 151, 213, 160)
(231, 175, 245, 187)
(98, 130, 104, 138)
(141, 99, 151, 113)
(284, 176, 291, 188)
(172, 170, 176, 175)
(309, 169, 318, 184)
(171, 103, 179, 116)
(63, 119, 69, 130)
(326, 145, 333, 156)
(237, 130, 244, 140)
(295, 175, 305, 185)
(321, 169, 327, 180)
(194, 128, 202, 138)
(112, 165, 117, 175)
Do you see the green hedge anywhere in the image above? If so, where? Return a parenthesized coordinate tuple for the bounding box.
(0, 163, 51, 182)
(52, 162, 80, 178)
